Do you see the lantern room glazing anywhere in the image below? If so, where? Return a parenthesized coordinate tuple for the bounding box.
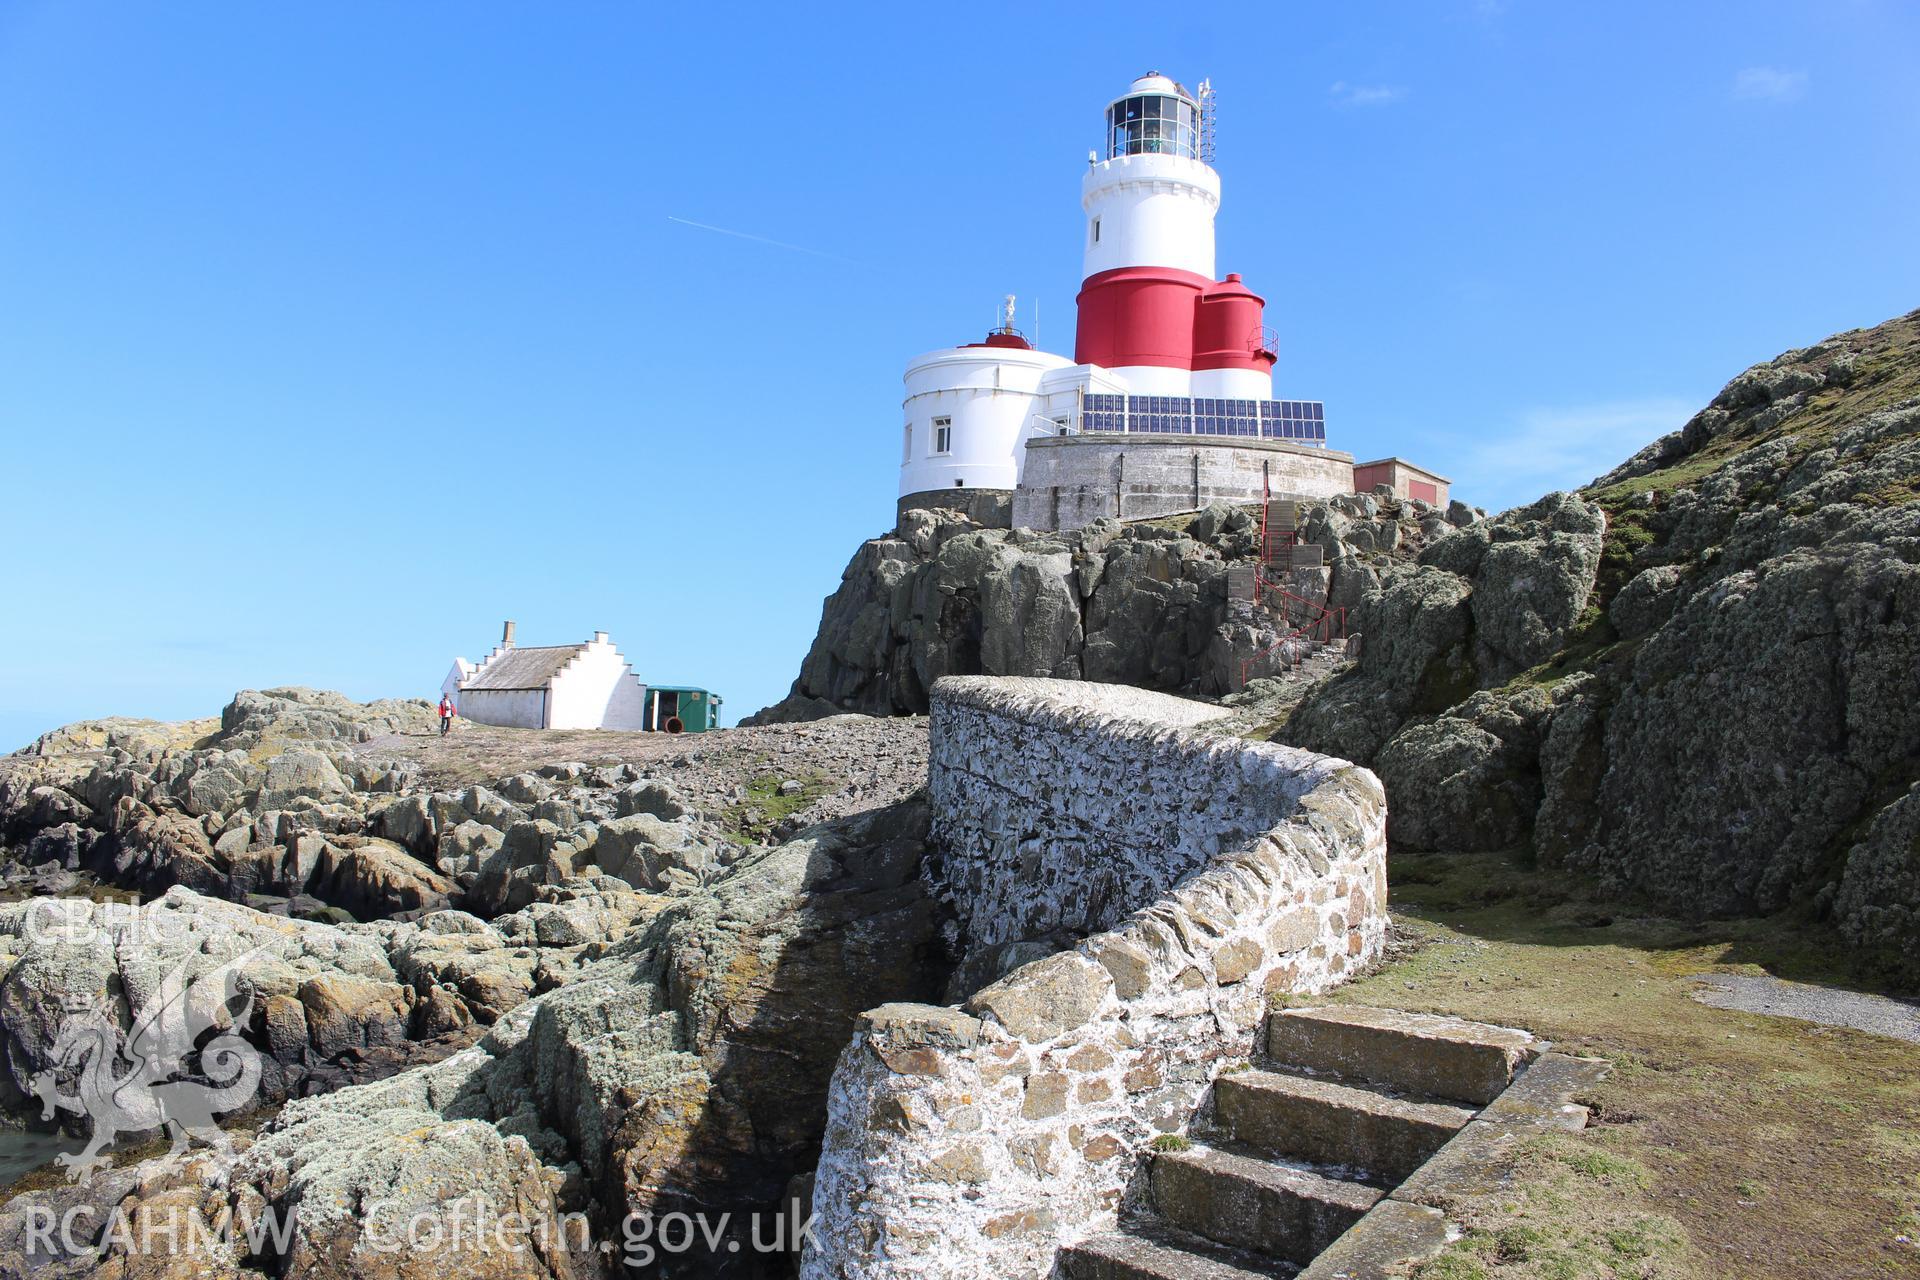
(1106, 90, 1199, 160)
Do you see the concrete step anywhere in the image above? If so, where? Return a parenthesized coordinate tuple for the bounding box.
(1296, 1200, 1451, 1280)
(1213, 1069, 1474, 1183)
(1148, 1143, 1382, 1266)
(1058, 1223, 1297, 1280)
(1266, 1006, 1541, 1106)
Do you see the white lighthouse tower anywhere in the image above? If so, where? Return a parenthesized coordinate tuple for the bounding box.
(896, 72, 1349, 532)
(1077, 74, 1275, 404)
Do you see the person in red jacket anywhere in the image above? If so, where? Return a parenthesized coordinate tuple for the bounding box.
(438, 694, 456, 737)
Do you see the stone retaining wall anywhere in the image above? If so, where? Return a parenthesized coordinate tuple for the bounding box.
(803, 677, 1388, 1279)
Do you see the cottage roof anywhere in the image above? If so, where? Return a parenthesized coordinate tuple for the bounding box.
(462, 645, 583, 692)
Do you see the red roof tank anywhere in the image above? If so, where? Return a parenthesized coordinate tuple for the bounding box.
(964, 329, 1034, 350)
(1192, 273, 1276, 373)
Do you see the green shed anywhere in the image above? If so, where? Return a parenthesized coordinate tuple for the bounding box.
(642, 685, 723, 734)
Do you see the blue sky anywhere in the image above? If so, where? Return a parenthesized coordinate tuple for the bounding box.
(2, 1, 1915, 748)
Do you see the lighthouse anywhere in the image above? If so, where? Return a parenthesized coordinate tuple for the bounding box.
(1076, 74, 1274, 403)
(896, 72, 1352, 533)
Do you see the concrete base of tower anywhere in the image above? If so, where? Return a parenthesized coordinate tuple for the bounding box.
(896, 487, 1015, 530)
(1012, 434, 1354, 533)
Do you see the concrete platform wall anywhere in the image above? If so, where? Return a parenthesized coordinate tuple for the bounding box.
(1014, 435, 1355, 532)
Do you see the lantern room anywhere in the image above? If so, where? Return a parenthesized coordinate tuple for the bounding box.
(1105, 76, 1202, 160)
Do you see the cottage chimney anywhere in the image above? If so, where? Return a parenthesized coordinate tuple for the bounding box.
(593, 630, 609, 644)
(502, 620, 516, 648)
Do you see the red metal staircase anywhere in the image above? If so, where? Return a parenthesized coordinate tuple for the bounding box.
(1239, 480, 1349, 687)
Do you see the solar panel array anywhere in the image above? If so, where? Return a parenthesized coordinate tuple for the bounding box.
(1078, 394, 1326, 443)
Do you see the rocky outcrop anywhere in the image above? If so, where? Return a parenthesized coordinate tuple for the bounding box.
(1280, 309, 1920, 971)
(0, 687, 769, 923)
(0, 797, 948, 1279)
(755, 496, 1467, 723)
(1285, 565, 1479, 763)
(0, 686, 939, 1251)
(1581, 540, 1919, 916)
(1371, 686, 1556, 853)
(0, 886, 602, 1113)
(1834, 783, 1920, 955)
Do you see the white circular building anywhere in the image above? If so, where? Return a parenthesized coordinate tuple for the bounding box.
(895, 72, 1353, 531)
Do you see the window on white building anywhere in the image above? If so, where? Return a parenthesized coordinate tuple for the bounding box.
(1091, 217, 1101, 244)
(933, 417, 952, 455)
(902, 422, 912, 464)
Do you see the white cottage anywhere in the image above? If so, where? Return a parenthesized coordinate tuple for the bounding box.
(447, 621, 649, 731)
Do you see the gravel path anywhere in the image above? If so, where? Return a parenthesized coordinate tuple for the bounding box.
(1690, 973, 1920, 1044)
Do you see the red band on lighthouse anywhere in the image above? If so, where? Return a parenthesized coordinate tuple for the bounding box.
(1073, 265, 1212, 370)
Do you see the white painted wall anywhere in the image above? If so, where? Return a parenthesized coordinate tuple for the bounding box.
(1082, 152, 1220, 280)
(1103, 364, 1193, 396)
(440, 660, 474, 711)
(1191, 366, 1273, 400)
(459, 687, 547, 730)
(544, 635, 650, 731)
(900, 345, 1074, 498)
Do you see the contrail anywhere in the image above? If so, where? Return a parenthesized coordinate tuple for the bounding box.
(665, 215, 861, 265)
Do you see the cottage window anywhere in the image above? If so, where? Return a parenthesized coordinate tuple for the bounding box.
(933, 417, 953, 455)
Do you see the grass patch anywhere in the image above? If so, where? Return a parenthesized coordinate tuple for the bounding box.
(1546, 1139, 1650, 1190)
(1356, 850, 1920, 1279)
(719, 770, 831, 842)
(1411, 1131, 1688, 1279)
(1586, 311, 1920, 513)
(1148, 1134, 1192, 1153)
(1594, 507, 1660, 603)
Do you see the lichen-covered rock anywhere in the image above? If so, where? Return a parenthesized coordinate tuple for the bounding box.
(592, 812, 707, 891)
(1531, 674, 1609, 867)
(369, 791, 436, 853)
(1579, 544, 1920, 915)
(1281, 309, 1920, 951)
(1286, 566, 1475, 764)
(1833, 784, 1920, 972)
(753, 495, 1438, 723)
(1468, 493, 1606, 680)
(0, 798, 945, 1277)
(615, 778, 689, 820)
(470, 819, 577, 916)
(218, 686, 435, 750)
(256, 748, 349, 810)
(1371, 688, 1553, 852)
(308, 836, 455, 919)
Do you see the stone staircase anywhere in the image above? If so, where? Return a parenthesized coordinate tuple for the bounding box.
(1059, 1006, 1548, 1280)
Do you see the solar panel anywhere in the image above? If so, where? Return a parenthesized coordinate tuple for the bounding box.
(1082, 395, 1326, 441)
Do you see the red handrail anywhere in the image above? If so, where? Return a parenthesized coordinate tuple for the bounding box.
(1237, 589, 1347, 689)
(1244, 483, 1348, 687)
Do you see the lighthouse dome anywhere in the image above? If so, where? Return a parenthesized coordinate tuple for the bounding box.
(1125, 71, 1191, 99)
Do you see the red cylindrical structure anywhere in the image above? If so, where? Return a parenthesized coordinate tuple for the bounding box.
(1073, 266, 1210, 369)
(963, 330, 1035, 350)
(1192, 273, 1276, 373)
